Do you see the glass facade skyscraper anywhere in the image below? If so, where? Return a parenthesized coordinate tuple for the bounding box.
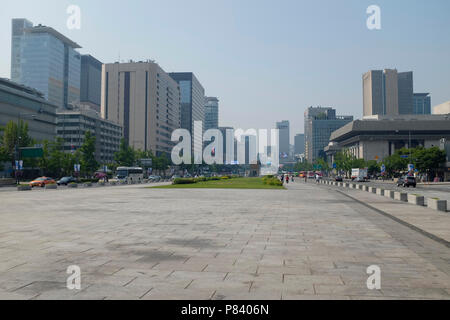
(11, 19, 81, 109)
(413, 93, 431, 114)
(304, 107, 353, 162)
(204, 97, 219, 131)
(80, 55, 102, 112)
(169, 72, 205, 156)
(276, 120, 290, 162)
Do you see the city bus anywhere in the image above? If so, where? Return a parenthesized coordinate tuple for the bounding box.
(115, 167, 144, 183)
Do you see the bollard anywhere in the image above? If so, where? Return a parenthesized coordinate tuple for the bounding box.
(407, 194, 424, 206)
(427, 198, 447, 212)
(394, 192, 408, 202)
(384, 190, 395, 199)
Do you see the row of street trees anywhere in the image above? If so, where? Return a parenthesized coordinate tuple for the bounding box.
(0, 120, 99, 178)
(292, 146, 446, 180)
(0, 120, 178, 178)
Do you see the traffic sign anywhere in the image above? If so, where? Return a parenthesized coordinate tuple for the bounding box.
(140, 158, 153, 166)
(20, 147, 43, 158)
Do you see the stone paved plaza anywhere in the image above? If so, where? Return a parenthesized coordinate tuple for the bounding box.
(0, 181, 449, 300)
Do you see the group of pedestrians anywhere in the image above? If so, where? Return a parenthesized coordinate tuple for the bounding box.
(279, 174, 295, 184)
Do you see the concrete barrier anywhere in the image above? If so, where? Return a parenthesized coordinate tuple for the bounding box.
(408, 194, 424, 206)
(17, 185, 32, 191)
(68, 183, 78, 188)
(1, 178, 16, 186)
(45, 184, 57, 190)
(84, 183, 93, 187)
(376, 188, 384, 196)
(344, 183, 349, 188)
(363, 185, 369, 192)
(358, 184, 364, 190)
(369, 187, 377, 193)
(427, 198, 447, 212)
(394, 192, 408, 202)
(384, 190, 395, 199)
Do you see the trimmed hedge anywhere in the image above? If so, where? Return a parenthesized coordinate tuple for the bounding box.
(173, 176, 229, 185)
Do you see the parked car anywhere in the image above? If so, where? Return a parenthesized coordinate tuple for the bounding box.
(57, 176, 77, 186)
(335, 176, 343, 182)
(149, 175, 161, 182)
(397, 176, 417, 188)
(29, 177, 56, 188)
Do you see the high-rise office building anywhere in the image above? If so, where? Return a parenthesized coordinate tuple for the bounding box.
(398, 72, 414, 114)
(304, 107, 353, 162)
(363, 69, 414, 116)
(204, 97, 219, 131)
(169, 73, 205, 154)
(80, 55, 102, 113)
(101, 61, 181, 156)
(294, 134, 305, 155)
(11, 19, 81, 109)
(276, 120, 290, 162)
(413, 93, 431, 115)
(218, 126, 234, 164)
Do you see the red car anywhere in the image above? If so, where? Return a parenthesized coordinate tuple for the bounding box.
(29, 177, 56, 188)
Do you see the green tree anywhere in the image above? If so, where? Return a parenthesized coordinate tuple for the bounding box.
(2, 120, 33, 164)
(154, 153, 170, 176)
(294, 161, 313, 172)
(79, 131, 98, 176)
(366, 160, 380, 176)
(114, 139, 135, 167)
(37, 138, 75, 177)
(383, 153, 408, 177)
(315, 158, 330, 172)
(334, 150, 366, 177)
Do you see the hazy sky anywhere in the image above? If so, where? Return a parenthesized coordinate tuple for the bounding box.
(1, 0, 449, 143)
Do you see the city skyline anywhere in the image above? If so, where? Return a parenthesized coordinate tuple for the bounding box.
(1, 0, 450, 143)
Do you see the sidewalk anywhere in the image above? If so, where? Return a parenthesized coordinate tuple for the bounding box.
(321, 184, 450, 244)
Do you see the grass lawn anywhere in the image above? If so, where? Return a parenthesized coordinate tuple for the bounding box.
(150, 177, 285, 190)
